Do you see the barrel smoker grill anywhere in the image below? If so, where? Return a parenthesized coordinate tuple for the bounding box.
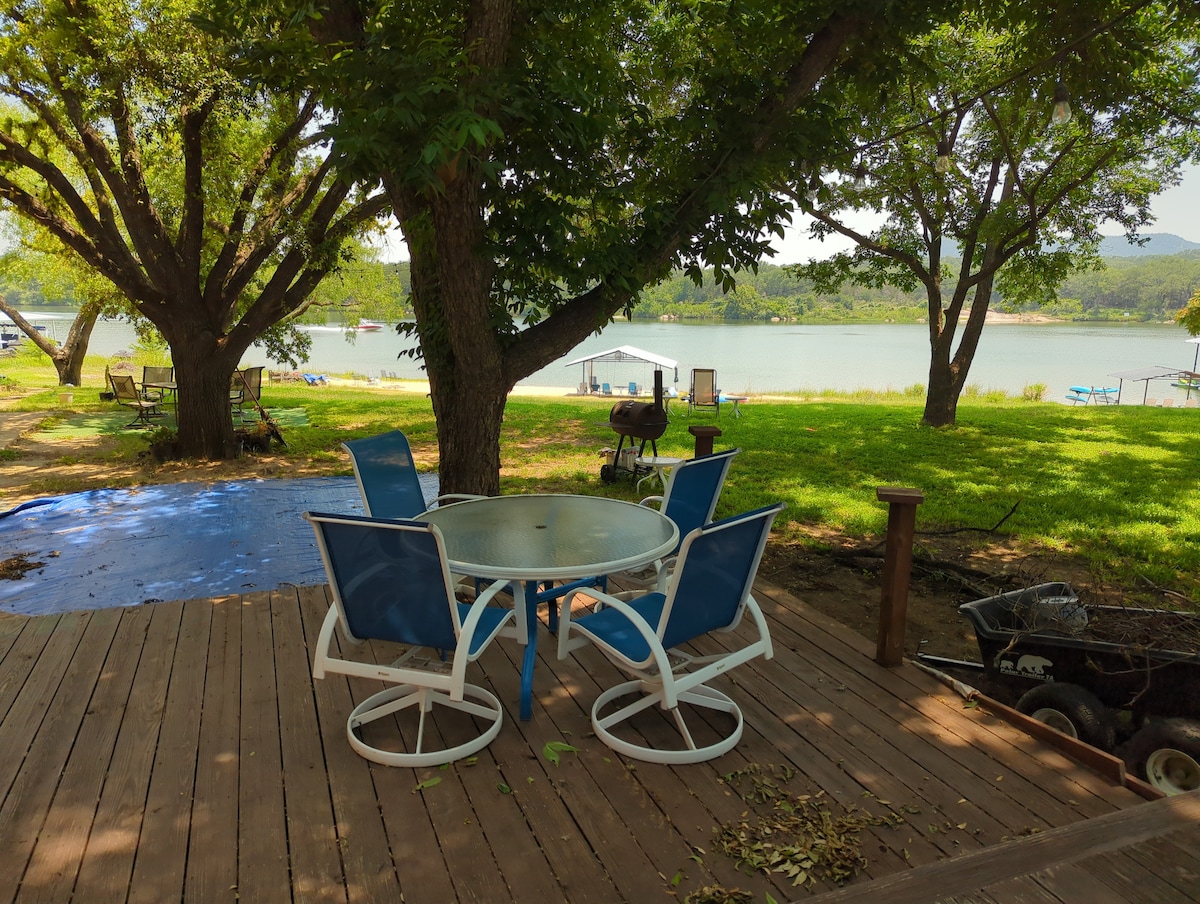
(600, 375, 669, 484)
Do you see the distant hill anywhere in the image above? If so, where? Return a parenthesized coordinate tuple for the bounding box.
(1099, 233, 1199, 257)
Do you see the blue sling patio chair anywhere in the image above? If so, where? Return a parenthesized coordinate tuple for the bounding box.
(342, 429, 483, 519)
(557, 503, 784, 764)
(343, 429, 599, 629)
(305, 512, 516, 767)
(621, 447, 740, 590)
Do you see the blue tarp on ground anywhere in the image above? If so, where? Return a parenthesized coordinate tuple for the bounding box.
(0, 475, 438, 616)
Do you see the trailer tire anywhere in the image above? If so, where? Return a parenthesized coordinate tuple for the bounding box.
(1125, 719, 1200, 796)
(1015, 683, 1116, 752)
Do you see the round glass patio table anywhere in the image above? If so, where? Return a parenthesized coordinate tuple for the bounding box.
(416, 494, 679, 720)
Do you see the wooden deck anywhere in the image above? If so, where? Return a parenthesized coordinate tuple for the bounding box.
(1, 577, 1196, 904)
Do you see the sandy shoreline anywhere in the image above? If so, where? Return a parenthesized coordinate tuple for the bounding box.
(324, 376, 608, 399)
(326, 379, 819, 404)
(983, 311, 1060, 324)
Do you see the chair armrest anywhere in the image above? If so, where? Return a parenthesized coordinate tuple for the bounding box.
(557, 589, 673, 674)
(458, 579, 516, 649)
(638, 495, 665, 509)
(432, 493, 487, 508)
(557, 586, 655, 660)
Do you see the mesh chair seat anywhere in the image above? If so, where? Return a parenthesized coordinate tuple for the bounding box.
(557, 504, 784, 764)
(306, 512, 517, 767)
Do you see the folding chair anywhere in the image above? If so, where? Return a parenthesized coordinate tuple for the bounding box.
(688, 368, 720, 415)
(109, 373, 164, 427)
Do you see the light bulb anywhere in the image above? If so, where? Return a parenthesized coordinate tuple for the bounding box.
(1051, 82, 1072, 125)
(852, 162, 867, 192)
(934, 138, 952, 174)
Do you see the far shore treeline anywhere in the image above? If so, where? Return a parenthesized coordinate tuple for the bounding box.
(4, 243, 1198, 327)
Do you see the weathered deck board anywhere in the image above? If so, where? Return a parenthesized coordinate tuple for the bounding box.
(0, 578, 1187, 904)
(72, 601, 182, 902)
(755, 580, 1133, 812)
(804, 783, 1200, 903)
(127, 598, 212, 904)
(15, 604, 153, 904)
(238, 589, 290, 904)
(289, 585, 398, 904)
(0, 608, 122, 904)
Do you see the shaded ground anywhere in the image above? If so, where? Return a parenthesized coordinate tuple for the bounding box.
(0, 405, 1116, 666)
(758, 530, 1105, 663)
(0, 407, 332, 504)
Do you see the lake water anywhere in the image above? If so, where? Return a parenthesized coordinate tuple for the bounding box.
(12, 312, 1199, 399)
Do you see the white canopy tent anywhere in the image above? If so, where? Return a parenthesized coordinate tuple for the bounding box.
(1105, 338, 1200, 403)
(565, 345, 679, 394)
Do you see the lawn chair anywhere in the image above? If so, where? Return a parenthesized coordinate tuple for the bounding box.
(230, 365, 264, 421)
(342, 429, 483, 518)
(688, 368, 720, 416)
(109, 372, 164, 427)
(140, 365, 174, 403)
(602, 382, 613, 395)
(557, 503, 784, 764)
(623, 447, 740, 589)
(305, 512, 515, 767)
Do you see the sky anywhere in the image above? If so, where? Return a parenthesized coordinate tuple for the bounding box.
(373, 163, 1200, 265)
(769, 162, 1200, 264)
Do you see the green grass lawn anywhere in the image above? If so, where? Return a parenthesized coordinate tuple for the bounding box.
(4, 348, 1199, 601)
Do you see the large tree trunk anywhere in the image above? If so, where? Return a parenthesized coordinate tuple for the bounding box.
(923, 352, 960, 426)
(51, 311, 98, 386)
(923, 268, 997, 427)
(0, 299, 98, 385)
(169, 336, 244, 460)
(402, 180, 510, 495)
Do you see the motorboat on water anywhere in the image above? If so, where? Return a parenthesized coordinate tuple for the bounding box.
(346, 321, 383, 332)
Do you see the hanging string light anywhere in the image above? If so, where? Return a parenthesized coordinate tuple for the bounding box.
(852, 160, 868, 191)
(805, 174, 821, 204)
(1051, 81, 1072, 125)
(934, 138, 953, 174)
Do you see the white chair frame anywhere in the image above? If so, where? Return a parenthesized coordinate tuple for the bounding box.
(307, 512, 515, 768)
(558, 504, 782, 764)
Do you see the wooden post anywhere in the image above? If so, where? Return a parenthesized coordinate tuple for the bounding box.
(687, 425, 722, 458)
(875, 487, 924, 667)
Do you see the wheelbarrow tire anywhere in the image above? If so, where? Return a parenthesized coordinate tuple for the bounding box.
(1124, 718, 1200, 796)
(1015, 683, 1116, 752)
(600, 464, 616, 484)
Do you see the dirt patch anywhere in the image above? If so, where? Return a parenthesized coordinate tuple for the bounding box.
(759, 527, 1112, 663)
(0, 409, 331, 508)
(0, 552, 47, 580)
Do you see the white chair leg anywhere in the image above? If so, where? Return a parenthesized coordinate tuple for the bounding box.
(346, 683, 503, 768)
(591, 679, 744, 765)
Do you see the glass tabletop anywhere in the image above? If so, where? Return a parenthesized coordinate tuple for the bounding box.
(416, 494, 678, 581)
